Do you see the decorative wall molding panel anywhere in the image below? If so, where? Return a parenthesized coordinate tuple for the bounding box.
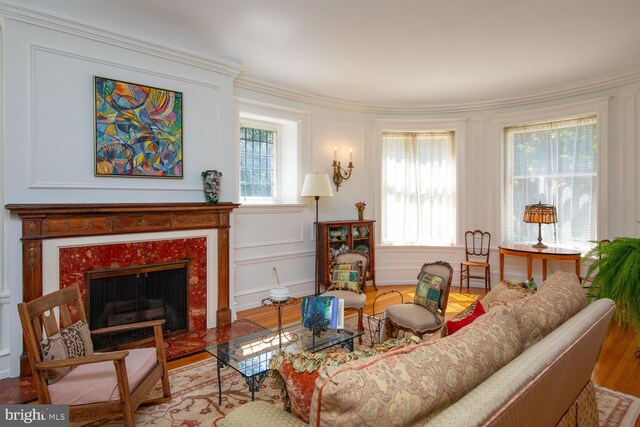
(234, 208, 305, 248)
(0, 2, 242, 76)
(28, 45, 221, 191)
(234, 249, 314, 266)
(620, 94, 637, 233)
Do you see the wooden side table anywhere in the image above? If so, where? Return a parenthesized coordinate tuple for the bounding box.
(498, 243, 581, 281)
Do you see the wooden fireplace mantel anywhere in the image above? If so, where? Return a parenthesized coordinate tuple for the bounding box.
(6, 202, 240, 326)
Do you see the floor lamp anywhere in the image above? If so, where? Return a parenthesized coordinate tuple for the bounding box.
(301, 173, 334, 295)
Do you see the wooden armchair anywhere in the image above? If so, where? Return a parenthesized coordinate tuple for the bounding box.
(18, 284, 172, 426)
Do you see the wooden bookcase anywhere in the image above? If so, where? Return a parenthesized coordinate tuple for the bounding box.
(316, 220, 376, 292)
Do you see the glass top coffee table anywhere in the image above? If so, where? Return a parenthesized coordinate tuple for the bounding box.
(206, 323, 363, 404)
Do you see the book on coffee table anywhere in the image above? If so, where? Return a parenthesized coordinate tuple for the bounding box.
(301, 296, 344, 329)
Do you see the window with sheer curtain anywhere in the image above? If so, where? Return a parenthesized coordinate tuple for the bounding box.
(503, 116, 597, 251)
(381, 131, 456, 246)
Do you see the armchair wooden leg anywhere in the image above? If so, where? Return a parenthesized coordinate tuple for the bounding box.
(161, 372, 171, 399)
(384, 316, 396, 339)
(459, 265, 463, 293)
(357, 308, 364, 345)
(122, 407, 135, 427)
(113, 359, 134, 427)
(152, 324, 172, 399)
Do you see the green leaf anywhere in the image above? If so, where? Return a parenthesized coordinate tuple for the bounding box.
(583, 237, 640, 344)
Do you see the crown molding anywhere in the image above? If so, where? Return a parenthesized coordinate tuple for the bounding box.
(235, 70, 640, 115)
(3, 1, 639, 111)
(0, 2, 243, 77)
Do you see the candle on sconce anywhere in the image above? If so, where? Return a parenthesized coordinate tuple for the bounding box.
(350, 148, 353, 162)
(334, 146, 337, 160)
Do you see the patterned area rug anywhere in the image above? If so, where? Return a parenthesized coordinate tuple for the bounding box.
(595, 385, 640, 427)
(89, 316, 640, 427)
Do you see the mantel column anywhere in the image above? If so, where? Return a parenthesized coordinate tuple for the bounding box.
(217, 226, 231, 326)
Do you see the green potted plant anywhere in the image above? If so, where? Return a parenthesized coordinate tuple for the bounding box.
(584, 237, 640, 349)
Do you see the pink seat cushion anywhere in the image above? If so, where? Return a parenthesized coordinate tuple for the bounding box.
(48, 347, 158, 405)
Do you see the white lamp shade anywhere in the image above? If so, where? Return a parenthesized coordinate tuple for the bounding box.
(300, 173, 334, 198)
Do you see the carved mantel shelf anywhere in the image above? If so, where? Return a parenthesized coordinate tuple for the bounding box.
(6, 202, 240, 323)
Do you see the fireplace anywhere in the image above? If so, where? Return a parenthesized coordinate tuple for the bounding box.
(86, 261, 189, 350)
(6, 202, 239, 376)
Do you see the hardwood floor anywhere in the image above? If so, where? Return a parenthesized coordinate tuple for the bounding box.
(171, 284, 640, 398)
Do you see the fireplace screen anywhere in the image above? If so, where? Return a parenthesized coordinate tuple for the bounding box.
(86, 260, 188, 350)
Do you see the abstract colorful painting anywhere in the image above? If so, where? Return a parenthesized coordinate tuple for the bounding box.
(94, 76, 183, 177)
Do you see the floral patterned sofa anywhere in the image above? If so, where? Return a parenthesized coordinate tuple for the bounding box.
(216, 271, 615, 426)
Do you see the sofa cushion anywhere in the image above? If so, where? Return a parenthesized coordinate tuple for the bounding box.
(270, 337, 421, 422)
(309, 304, 522, 426)
(440, 297, 479, 338)
(414, 272, 444, 313)
(214, 400, 306, 427)
(384, 303, 443, 333)
(328, 262, 362, 293)
(509, 271, 587, 350)
(40, 320, 94, 384)
(321, 290, 366, 309)
(48, 347, 158, 405)
(445, 300, 486, 335)
(481, 280, 534, 309)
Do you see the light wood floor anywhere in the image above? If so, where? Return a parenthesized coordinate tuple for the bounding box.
(170, 284, 640, 398)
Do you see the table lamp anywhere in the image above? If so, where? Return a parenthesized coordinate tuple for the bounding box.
(301, 173, 333, 295)
(523, 202, 557, 249)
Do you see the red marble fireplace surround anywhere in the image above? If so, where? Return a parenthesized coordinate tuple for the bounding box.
(6, 202, 240, 376)
(59, 238, 208, 333)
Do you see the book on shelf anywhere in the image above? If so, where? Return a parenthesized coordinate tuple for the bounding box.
(301, 296, 344, 330)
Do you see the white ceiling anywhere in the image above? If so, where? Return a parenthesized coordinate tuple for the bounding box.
(11, 0, 640, 107)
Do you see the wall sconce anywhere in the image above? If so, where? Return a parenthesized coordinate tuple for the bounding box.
(331, 147, 354, 192)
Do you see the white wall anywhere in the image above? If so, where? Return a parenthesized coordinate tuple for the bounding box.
(0, 18, 8, 379)
(0, 9, 238, 377)
(231, 90, 376, 312)
(233, 80, 640, 300)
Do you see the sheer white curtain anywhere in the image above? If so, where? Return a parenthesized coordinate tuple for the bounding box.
(503, 116, 597, 251)
(381, 131, 456, 246)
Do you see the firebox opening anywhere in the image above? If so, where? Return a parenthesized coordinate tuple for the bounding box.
(86, 260, 189, 350)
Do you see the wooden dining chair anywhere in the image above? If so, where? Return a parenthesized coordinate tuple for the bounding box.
(460, 230, 491, 293)
(18, 284, 172, 426)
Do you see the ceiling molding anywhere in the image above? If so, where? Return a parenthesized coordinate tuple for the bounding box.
(0, 1, 243, 77)
(235, 70, 640, 115)
(3, 1, 640, 113)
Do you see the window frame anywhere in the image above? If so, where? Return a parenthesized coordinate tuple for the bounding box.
(495, 97, 609, 248)
(374, 118, 466, 247)
(239, 118, 281, 203)
(236, 100, 306, 206)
